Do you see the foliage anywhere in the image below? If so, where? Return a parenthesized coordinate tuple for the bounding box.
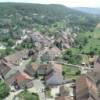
(0, 3, 99, 38)
(17, 90, 39, 100)
(0, 80, 10, 99)
(62, 49, 82, 64)
(0, 47, 15, 58)
(73, 27, 100, 55)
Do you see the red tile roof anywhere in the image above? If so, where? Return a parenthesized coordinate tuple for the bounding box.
(53, 64, 62, 73)
(16, 72, 32, 82)
(76, 75, 89, 100)
(6, 71, 32, 85)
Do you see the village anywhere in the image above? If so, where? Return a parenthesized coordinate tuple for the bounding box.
(0, 2, 100, 100)
(0, 29, 100, 100)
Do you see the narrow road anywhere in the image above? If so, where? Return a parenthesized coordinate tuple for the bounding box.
(28, 79, 45, 100)
(54, 61, 92, 74)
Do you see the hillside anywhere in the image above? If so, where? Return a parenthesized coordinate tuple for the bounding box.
(0, 3, 100, 58)
(0, 3, 99, 32)
(73, 7, 100, 15)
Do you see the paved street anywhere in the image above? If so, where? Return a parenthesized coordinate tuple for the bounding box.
(33, 79, 45, 100)
(28, 79, 46, 100)
(4, 90, 23, 100)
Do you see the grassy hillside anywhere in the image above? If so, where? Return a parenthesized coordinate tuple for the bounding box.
(72, 24, 100, 55)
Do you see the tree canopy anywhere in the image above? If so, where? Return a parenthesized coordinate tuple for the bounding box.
(0, 80, 10, 99)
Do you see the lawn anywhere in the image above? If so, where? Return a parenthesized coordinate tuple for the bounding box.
(62, 65, 80, 79)
(17, 91, 39, 100)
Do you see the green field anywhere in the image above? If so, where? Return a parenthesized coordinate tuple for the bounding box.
(62, 65, 80, 79)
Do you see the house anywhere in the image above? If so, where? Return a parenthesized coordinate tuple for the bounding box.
(55, 96, 73, 100)
(29, 31, 50, 49)
(24, 63, 53, 77)
(0, 60, 11, 79)
(46, 64, 63, 85)
(47, 47, 61, 60)
(75, 72, 100, 100)
(75, 75, 89, 100)
(5, 70, 33, 89)
(24, 63, 39, 77)
(86, 72, 100, 100)
(4, 49, 28, 66)
(37, 63, 53, 76)
(41, 47, 61, 62)
(59, 86, 69, 96)
(54, 31, 71, 50)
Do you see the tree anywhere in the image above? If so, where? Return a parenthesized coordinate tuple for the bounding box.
(0, 80, 10, 99)
(7, 39, 15, 47)
(63, 49, 82, 64)
(75, 70, 81, 75)
(89, 51, 95, 57)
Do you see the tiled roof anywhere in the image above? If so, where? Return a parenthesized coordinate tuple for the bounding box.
(6, 71, 32, 85)
(37, 63, 53, 75)
(4, 49, 28, 65)
(24, 63, 39, 77)
(87, 71, 100, 83)
(16, 72, 32, 81)
(0, 60, 11, 76)
(76, 75, 89, 100)
(45, 63, 62, 80)
(55, 96, 73, 100)
(53, 64, 62, 73)
(48, 47, 61, 56)
(76, 72, 100, 100)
